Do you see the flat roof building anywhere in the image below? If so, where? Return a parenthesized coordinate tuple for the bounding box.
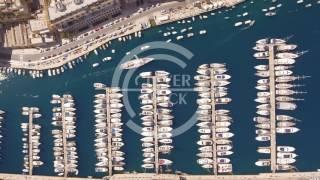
(48, 0, 121, 32)
(0, 0, 31, 23)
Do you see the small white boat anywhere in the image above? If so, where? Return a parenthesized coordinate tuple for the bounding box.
(277, 146, 295, 152)
(277, 158, 296, 165)
(276, 127, 300, 134)
(257, 147, 271, 154)
(234, 22, 243, 27)
(92, 63, 100, 68)
(255, 159, 270, 167)
(277, 152, 298, 159)
(255, 135, 270, 142)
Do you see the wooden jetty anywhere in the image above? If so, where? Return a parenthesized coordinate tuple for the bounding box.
(105, 88, 113, 176)
(210, 68, 218, 175)
(61, 99, 69, 177)
(28, 109, 34, 176)
(268, 44, 277, 173)
(152, 76, 159, 174)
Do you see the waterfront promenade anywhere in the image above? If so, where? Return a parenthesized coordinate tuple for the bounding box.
(0, 0, 245, 71)
(0, 172, 320, 180)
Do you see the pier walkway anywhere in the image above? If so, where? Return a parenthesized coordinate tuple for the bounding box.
(105, 88, 113, 176)
(152, 76, 159, 174)
(210, 69, 217, 175)
(268, 45, 277, 172)
(61, 99, 69, 177)
(28, 109, 34, 176)
(0, 171, 319, 179)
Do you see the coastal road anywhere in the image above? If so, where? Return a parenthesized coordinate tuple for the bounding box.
(0, 1, 186, 63)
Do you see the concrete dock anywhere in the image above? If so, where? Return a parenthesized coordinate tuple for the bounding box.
(105, 88, 113, 176)
(0, 171, 320, 180)
(152, 76, 159, 174)
(210, 68, 218, 175)
(61, 99, 69, 177)
(268, 45, 277, 173)
(28, 109, 34, 176)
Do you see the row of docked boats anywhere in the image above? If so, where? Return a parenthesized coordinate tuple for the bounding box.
(0, 110, 4, 146)
(93, 84, 125, 173)
(253, 38, 305, 171)
(139, 71, 173, 170)
(21, 107, 43, 174)
(51, 94, 79, 176)
(194, 63, 233, 174)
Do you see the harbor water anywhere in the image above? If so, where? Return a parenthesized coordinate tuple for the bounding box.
(0, 0, 319, 177)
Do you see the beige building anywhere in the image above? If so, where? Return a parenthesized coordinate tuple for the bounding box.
(0, 0, 31, 23)
(48, 0, 121, 32)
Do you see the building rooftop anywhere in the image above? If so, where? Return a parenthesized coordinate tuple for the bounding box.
(48, 0, 101, 21)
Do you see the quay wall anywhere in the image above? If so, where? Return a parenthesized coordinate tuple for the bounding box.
(0, 171, 319, 180)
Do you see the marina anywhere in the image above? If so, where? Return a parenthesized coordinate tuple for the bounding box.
(0, 0, 319, 178)
(195, 63, 233, 174)
(51, 94, 79, 177)
(21, 107, 43, 175)
(139, 71, 174, 173)
(253, 38, 307, 172)
(93, 83, 125, 175)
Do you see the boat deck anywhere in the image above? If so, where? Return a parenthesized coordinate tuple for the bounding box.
(28, 109, 34, 176)
(268, 44, 277, 173)
(210, 69, 218, 175)
(105, 88, 113, 176)
(61, 99, 69, 177)
(152, 76, 159, 174)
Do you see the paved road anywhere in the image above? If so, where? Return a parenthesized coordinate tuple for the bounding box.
(0, 1, 186, 63)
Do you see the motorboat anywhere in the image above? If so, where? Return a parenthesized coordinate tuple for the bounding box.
(256, 85, 269, 91)
(197, 158, 213, 165)
(256, 129, 270, 135)
(142, 164, 154, 169)
(256, 110, 270, 116)
(276, 115, 295, 121)
(277, 152, 298, 159)
(216, 132, 233, 139)
(276, 127, 300, 134)
(255, 123, 270, 129)
(276, 164, 295, 171)
(277, 146, 295, 152)
(159, 139, 172, 144)
(216, 145, 232, 151)
(159, 159, 172, 165)
(198, 146, 212, 152)
(217, 158, 230, 164)
(120, 57, 154, 69)
(276, 52, 299, 59)
(255, 65, 268, 71)
(275, 58, 295, 65)
(257, 147, 271, 154)
(255, 159, 270, 167)
(277, 121, 296, 127)
(197, 152, 213, 158)
(255, 71, 269, 78)
(277, 158, 296, 165)
(140, 72, 152, 78)
(197, 140, 213, 146)
(276, 102, 297, 110)
(216, 139, 232, 145)
(198, 128, 211, 134)
(217, 151, 233, 156)
(277, 44, 297, 51)
(276, 83, 295, 89)
(255, 135, 270, 142)
(253, 116, 269, 123)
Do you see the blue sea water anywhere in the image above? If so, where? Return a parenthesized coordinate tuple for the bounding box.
(0, 0, 319, 177)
